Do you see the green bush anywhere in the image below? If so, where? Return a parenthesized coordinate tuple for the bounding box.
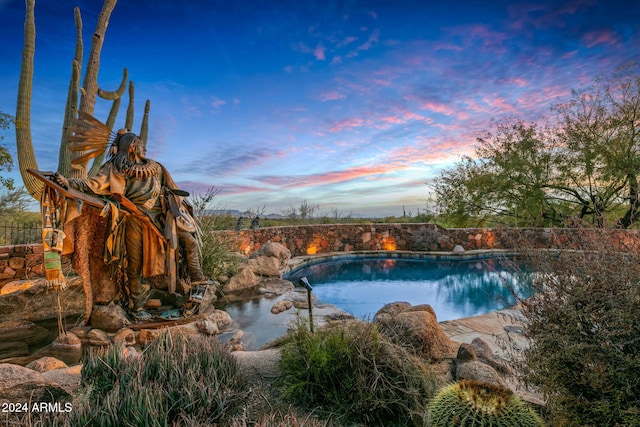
(46, 332, 247, 426)
(278, 320, 439, 426)
(428, 380, 543, 427)
(514, 230, 640, 426)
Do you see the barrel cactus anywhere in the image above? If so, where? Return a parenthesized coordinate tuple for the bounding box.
(428, 380, 543, 426)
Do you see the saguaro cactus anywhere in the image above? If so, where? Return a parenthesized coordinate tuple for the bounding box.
(16, 0, 150, 195)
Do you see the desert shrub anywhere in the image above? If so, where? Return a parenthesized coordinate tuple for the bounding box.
(278, 320, 439, 426)
(512, 230, 640, 426)
(428, 380, 543, 426)
(190, 187, 243, 279)
(43, 332, 247, 426)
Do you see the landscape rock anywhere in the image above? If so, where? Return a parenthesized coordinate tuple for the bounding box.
(137, 329, 160, 345)
(87, 328, 111, 346)
(256, 278, 295, 296)
(249, 242, 291, 265)
(90, 303, 131, 332)
(470, 337, 514, 376)
(196, 319, 219, 335)
(41, 364, 82, 393)
(456, 343, 477, 364)
(247, 256, 281, 277)
(0, 277, 85, 324)
(271, 300, 293, 314)
(47, 332, 82, 365)
(207, 309, 233, 329)
(26, 356, 68, 373)
(0, 363, 70, 404)
(224, 267, 258, 293)
(113, 328, 136, 346)
(456, 360, 507, 388)
(375, 302, 458, 360)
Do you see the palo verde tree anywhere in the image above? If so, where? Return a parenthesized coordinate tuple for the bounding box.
(15, 0, 150, 200)
(433, 62, 640, 228)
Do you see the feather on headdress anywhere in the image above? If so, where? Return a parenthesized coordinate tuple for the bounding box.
(67, 111, 115, 167)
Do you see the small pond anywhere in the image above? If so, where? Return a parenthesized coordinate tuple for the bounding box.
(223, 253, 533, 350)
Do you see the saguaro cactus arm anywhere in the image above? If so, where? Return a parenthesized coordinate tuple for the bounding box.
(15, 0, 41, 200)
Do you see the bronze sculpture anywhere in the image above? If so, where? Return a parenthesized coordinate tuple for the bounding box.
(49, 113, 212, 320)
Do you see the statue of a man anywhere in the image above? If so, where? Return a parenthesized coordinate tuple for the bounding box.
(55, 130, 211, 318)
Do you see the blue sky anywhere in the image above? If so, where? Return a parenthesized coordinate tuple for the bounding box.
(1, 0, 639, 217)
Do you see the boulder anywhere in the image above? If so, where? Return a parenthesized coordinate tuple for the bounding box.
(90, 303, 131, 332)
(137, 329, 160, 345)
(46, 332, 82, 365)
(196, 319, 219, 335)
(87, 329, 111, 347)
(0, 363, 70, 404)
(256, 278, 295, 297)
(206, 309, 233, 329)
(271, 300, 293, 314)
(470, 337, 514, 376)
(374, 302, 458, 360)
(224, 267, 258, 293)
(113, 328, 136, 346)
(456, 360, 507, 389)
(456, 343, 477, 364)
(0, 277, 85, 324)
(247, 256, 281, 277)
(26, 356, 68, 373)
(249, 242, 291, 265)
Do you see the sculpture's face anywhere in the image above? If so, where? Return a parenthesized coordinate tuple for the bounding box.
(128, 137, 146, 164)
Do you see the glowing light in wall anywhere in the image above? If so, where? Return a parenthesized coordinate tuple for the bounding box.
(382, 237, 397, 251)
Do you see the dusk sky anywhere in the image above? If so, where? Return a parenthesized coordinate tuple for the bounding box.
(1, 0, 639, 217)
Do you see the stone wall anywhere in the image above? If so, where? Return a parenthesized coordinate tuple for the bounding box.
(223, 224, 640, 257)
(4, 224, 640, 288)
(0, 244, 47, 289)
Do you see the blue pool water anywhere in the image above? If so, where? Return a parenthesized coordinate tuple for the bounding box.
(284, 255, 532, 321)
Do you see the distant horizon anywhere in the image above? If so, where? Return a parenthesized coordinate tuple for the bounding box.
(1, 1, 639, 216)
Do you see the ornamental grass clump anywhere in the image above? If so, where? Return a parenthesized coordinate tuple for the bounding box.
(45, 331, 247, 426)
(428, 380, 543, 427)
(278, 319, 439, 426)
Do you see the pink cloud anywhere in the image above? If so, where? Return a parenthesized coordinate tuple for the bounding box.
(582, 29, 620, 48)
(314, 43, 326, 60)
(210, 97, 226, 108)
(260, 165, 396, 188)
(319, 90, 346, 101)
(358, 28, 380, 51)
(329, 117, 368, 132)
(419, 101, 456, 116)
(561, 50, 578, 59)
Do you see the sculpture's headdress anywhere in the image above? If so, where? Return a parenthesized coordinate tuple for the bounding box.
(67, 111, 116, 168)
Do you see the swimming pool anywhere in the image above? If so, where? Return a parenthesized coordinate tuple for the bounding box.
(223, 253, 532, 350)
(283, 254, 532, 321)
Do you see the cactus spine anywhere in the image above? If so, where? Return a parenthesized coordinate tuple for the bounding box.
(429, 380, 543, 427)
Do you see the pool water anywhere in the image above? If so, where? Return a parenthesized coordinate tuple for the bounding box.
(284, 256, 532, 321)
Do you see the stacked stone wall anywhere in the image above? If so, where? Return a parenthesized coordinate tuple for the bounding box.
(0, 244, 47, 289)
(4, 224, 640, 289)
(222, 224, 640, 257)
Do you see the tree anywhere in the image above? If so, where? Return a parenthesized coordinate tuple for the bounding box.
(0, 112, 16, 191)
(510, 232, 640, 425)
(433, 62, 640, 228)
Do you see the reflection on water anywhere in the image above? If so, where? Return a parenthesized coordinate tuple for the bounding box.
(221, 295, 297, 350)
(284, 257, 532, 321)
